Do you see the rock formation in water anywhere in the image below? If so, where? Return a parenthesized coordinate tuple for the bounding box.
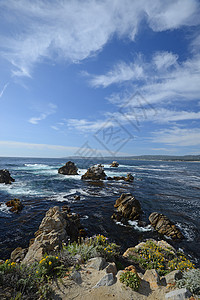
(110, 161, 119, 167)
(107, 173, 134, 182)
(81, 164, 106, 180)
(58, 161, 78, 175)
(0, 169, 15, 184)
(112, 193, 142, 222)
(149, 212, 183, 239)
(5, 199, 23, 213)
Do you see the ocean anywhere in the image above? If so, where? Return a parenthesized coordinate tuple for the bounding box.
(0, 157, 200, 266)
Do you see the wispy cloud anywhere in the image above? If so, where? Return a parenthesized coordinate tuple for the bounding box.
(0, 82, 9, 98)
(152, 127, 200, 146)
(0, 0, 199, 76)
(89, 61, 144, 88)
(29, 103, 57, 124)
(0, 140, 126, 157)
(89, 51, 200, 105)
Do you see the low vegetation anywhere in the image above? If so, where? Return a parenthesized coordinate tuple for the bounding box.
(120, 271, 140, 291)
(176, 268, 200, 296)
(127, 240, 195, 276)
(0, 235, 120, 299)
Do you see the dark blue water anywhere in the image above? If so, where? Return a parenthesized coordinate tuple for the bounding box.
(0, 157, 200, 266)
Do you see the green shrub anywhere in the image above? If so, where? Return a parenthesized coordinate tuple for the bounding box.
(176, 268, 200, 295)
(0, 259, 52, 299)
(120, 271, 140, 291)
(36, 255, 65, 279)
(63, 234, 120, 262)
(128, 240, 195, 276)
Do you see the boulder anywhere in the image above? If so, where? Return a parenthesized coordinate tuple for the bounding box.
(165, 287, 192, 299)
(110, 161, 119, 167)
(58, 161, 78, 175)
(23, 206, 83, 264)
(112, 193, 142, 222)
(93, 273, 115, 288)
(6, 199, 23, 213)
(164, 270, 182, 285)
(87, 257, 106, 271)
(143, 269, 161, 290)
(149, 212, 183, 239)
(81, 164, 106, 180)
(0, 169, 15, 184)
(105, 262, 117, 276)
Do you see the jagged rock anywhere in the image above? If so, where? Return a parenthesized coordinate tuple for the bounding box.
(74, 195, 80, 200)
(143, 269, 161, 290)
(23, 206, 83, 264)
(88, 257, 106, 270)
(107, 173, 134, 182)
(149, 212, 184, 239)
(62, 205, 71, 213)
(112, 193, 142, 222)
(6, 199, 23, 213)
(10, 247, 28, 263)
(58, 161, 78, 175)
(110, 161, 119, 167)
(105, 262, 117, 276)
(93, 273, 115, 288)
(0, 169, 15, 184)
(165, 287, 192, 299)
(81, 164, 106, 180)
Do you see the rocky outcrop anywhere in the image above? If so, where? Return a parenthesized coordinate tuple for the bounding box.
(10, 247, 28, 263)
(58, 161, 78, 175)
(110, 161, 119, 167)
(112, 193, 142, 222)
(107, 173, 134, 182)
(22, 206, 83, 264)
(149, 212, 183, 239)
(0, 169, 15, 184)
(81, 164, 106, 180)
(5, 199, 23, 213)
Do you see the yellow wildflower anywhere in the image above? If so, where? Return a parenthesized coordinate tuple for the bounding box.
(49, 261, 52, 265)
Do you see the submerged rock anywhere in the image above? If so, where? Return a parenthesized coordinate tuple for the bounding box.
(22, 206, 83, 264)
(112, 193, 142, 222)
(6, 199, 23, 213)
(110, 161, 119, 167)
(58, 161, 78, 175)
(149, 212, 183, 239)
(81, 164, 106, 180)
(0, 169, 15, 184)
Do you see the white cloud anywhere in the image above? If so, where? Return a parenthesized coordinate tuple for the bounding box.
(0, 0, 199, 76)
(93, 52, 200, 106)
(0, 82, 9, 98)
(29, 103, 57, 124)
(89, 61, 144, 88)
(153, 52, 178, 70)
(0, 140, 125, 157)
(152, 127, 200, 146)
(67, 118, 115, 132)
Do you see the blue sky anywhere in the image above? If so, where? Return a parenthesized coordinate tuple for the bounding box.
(0, 0, 200, 158)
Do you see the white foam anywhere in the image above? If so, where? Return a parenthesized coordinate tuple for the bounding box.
(0, 203, 11, 215)
(128, 220, 152, 232)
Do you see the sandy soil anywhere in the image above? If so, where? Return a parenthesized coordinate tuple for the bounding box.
(52, 263, 168, 300)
